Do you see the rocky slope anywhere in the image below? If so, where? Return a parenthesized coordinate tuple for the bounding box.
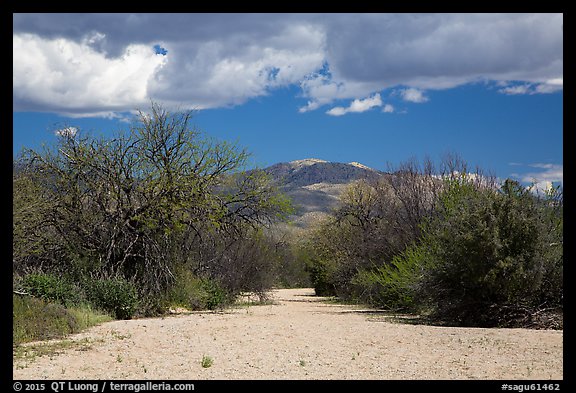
(264, 158, 384, 227)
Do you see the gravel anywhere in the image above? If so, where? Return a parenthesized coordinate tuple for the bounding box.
(13, 288, 563, 380)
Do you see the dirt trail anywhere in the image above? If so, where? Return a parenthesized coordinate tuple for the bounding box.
(13, 288, 562, 380)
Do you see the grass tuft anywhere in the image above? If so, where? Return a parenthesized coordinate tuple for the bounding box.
(201, 355, 214, 368)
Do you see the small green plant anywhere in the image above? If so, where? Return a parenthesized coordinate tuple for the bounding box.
(201, 355, 213, 368)
(116, 354, 123, 363)
(110, 330, 132, 340)
(299, 359, 306, 367)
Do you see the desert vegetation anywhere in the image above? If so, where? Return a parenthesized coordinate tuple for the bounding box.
(13, 106, 562, 350)
(303, 156, 563, 328)
(13, 103, 294, 344)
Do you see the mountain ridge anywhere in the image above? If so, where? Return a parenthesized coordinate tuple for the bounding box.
(263, 158, 385, 227)
(265, 158, 382, 188)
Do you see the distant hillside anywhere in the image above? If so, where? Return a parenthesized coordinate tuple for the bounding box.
(264, 158, 385, 227)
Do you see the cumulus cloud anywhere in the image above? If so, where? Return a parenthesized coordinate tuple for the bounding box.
(326, 94, 382, 116)
(383, 104, 395, 113)
(13, 33, 167, 116)
(522, 163, 563, 183)
(149, 23, 325, 110)
(14, 17, 325, 116)
(13, 13, 563, 117)
(399, 88, 429, 103)
(499, 78, 564, 95)
(323, 14, 562, 86)
(298, 71, 378, 113)
(535, 80, 563, 94)
(298, 100, 321, 113)
(510, 163, 563, 193)
(325, 107, 346, 116)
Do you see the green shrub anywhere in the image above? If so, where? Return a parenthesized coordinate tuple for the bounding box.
(13, 294, 78, 345)
(13, 294, 112, 346)
(352, 245, 428, 312)
(382, 178, 563, 327)
(421, 180, 547, 324)
(345, 177, 562, 328)
(200, 278, 229, 310)
(83, 278, 138, 320)
(135, 295, 170, 317)
(305, 258, 337, 297)
(168, 268, 230, 310)
(66, 304, 113, 330)
(21, 273, 81, 306)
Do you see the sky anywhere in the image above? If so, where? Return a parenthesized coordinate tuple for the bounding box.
(13, 13, 563, 191)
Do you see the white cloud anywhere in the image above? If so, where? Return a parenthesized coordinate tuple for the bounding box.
(326, 93, 382, 116)
(522, 163, 563, 180)
(13, 22, 325, 116)
(499, 78, 564, 95)
(325, 107, 347, 116)
(499, 84, 532, 95)
(530, 180, 556, 194)
(13, 33, 167, 115)
(535, 78, 563, 94)
(400, 88, 428, 103)
(13, 13, 563, 116)
(298, 100, 321, 113)
(298, 72, 376, 113)
(519, 163, 563, 193)
(349, 94, 382, 112)
(150, 24, 325, 110)
(54, 126, 78, 137)
(383, 104, 394, 113)
(508, 162, 563, 194)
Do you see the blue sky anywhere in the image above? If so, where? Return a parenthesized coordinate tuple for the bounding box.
(13, 13, 563, 190)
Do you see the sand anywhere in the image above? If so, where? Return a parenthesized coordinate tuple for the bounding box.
(13, 288, 562, 380)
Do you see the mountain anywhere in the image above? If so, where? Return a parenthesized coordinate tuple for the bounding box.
(264, 158, 385, 227)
